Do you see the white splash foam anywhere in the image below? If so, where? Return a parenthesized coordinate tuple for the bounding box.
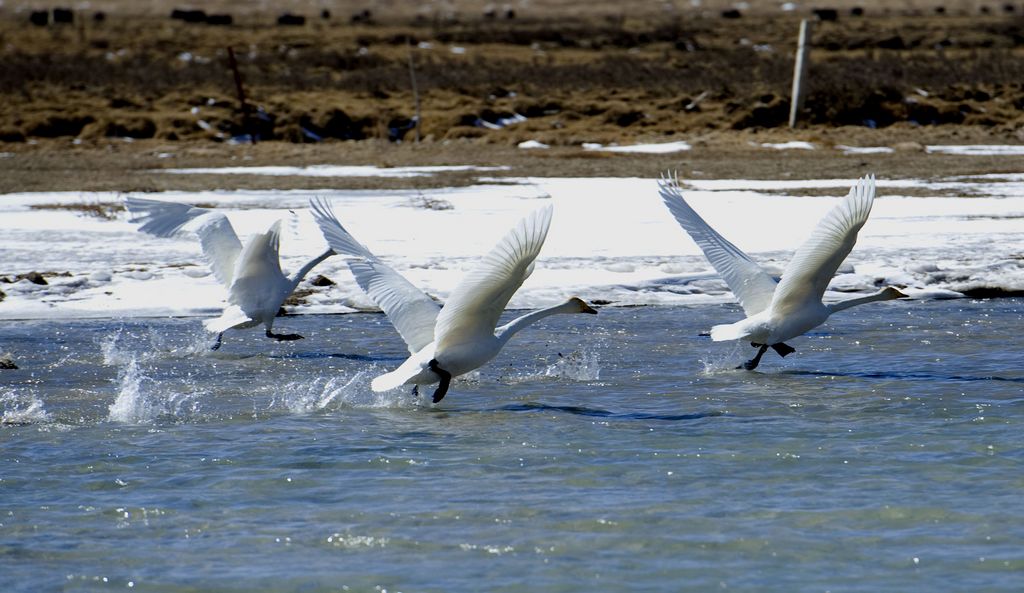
(699, 342, 746, 374)
(326, 533, 389, 548)
(543, 349, 601, 381)
(107, 359, 154, 423)
(279, 369, 413, 411)
(1, 390, 51, 424)
(107, 358, 200, 423)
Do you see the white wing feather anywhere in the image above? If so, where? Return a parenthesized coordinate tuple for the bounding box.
(124, 196, 242, 288)
(193, 214, 244, 288)
(308, 197, 375, 259)
(124, 197, 209, 237)
(771, 175, 875, 315)
(309, 197, 441, 353)
(434, 205, 553, 351)
(657, 173, 777, 316)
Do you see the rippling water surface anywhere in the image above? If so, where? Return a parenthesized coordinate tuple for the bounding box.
(3, 301, 1023, 592)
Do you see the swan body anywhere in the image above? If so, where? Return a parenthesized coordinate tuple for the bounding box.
(657, 173, 906, 369)
(125, 197, 334, 346)
(310, 198, 596, 402)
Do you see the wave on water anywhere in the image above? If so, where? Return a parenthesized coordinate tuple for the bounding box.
(502, 402, 723, 422)
(1, 390, 51, 425)
(107, 358, 201, 424)
(783, 369, 1024, 383)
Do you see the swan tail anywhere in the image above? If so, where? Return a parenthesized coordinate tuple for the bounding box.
(203, 305, 253, 334)
(709, 321, 746, 342)
(371, 369, 413, 393)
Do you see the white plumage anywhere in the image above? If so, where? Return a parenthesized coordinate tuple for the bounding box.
(310, 198, 596, 402)
(125, 197, 334, 347)
(657, 173, 906, 369)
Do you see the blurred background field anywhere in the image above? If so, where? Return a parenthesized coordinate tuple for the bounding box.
(1, 0, 1022, 190)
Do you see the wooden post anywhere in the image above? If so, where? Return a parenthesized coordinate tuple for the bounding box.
(406, 37, 421, 143)
(226, 46, 256, 143)
(788, 19, 813, 128)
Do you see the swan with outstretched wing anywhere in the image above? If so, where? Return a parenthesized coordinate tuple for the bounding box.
(657, 173, 906, 370)
(310, 197, 596, 402)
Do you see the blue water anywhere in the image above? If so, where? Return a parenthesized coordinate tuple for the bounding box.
(2, 300, 1023, 592)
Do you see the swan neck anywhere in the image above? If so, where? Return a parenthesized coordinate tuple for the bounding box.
(495, 301, 576, 344)
(826, 289, 895, 314)
(288, 248, 334, 289)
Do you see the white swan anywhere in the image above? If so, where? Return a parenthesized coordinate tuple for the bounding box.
(657, 173, 906, 370)
(309, 197, 596, 402)
(125, 198, 334, 348)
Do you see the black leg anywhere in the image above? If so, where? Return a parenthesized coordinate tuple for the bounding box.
(739, 344, 770, 370)
(266, 330, 304, 341)
(771, 342, 795, 357)
(412, 385, 419, 397)
(428, 359, 452, 403)
(210, 332, 223, 350)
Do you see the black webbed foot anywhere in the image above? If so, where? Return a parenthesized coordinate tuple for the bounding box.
(266, 330, 304, 342)
(771, 342, 795, 357)
(427, 359, 452, 403)
(738, 344, 770, 371)
(210, 333, 223, 350)
(412, 385, 419, 397)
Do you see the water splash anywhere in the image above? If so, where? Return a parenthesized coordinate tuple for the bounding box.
(543, 349, 601, 381)
(1, 390, 50, 425)
(107, 358, 200, 423)
(699, 342, 745, 374)
(102, 325, 216, 364)
(107, 358, 155, 423)
(277, 369, 414, 412)
(100, 328, 134, 366)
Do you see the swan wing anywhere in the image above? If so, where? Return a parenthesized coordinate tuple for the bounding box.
(124, 197, 210, 237)
(193, 214, 244, 288)
(125, 197, 243, 287)
(434, 205, 553, 351)
(657, 173, 777, 316)
(310, 197, 440, 353)
(308, 197, 375, 259)
(772, 175, 876, 313)
(347, 259, 440, 354)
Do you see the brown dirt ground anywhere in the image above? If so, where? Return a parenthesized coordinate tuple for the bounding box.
(1, 0, 1023, 192)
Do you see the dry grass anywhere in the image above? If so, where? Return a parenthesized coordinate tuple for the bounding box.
(2, 7, 1024, 147)
(29, 201, 124, 219)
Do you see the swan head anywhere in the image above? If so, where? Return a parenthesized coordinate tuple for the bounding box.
(880, 286, 909, 300)
(567, 297, 598, 314)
